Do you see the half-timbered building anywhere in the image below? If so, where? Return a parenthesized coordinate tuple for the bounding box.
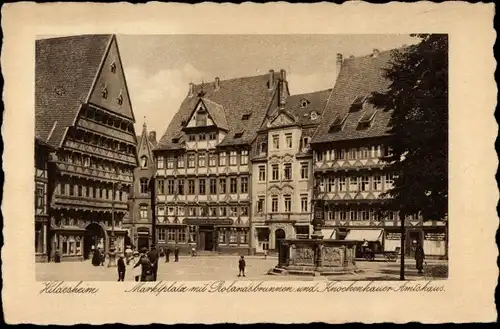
(35, 137, 55, 262)
(35, 35, 138, 261)
(310, 49, 447, 257)
(154, 71, 284, 255)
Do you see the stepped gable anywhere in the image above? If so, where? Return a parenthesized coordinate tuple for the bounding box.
(35, 35, 113, 148)
(311, 48, 404, 144)
(155, 72, 280, 150)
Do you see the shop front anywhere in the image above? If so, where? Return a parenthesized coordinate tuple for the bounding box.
(344, 229, 384, 257)
(50, 226, 86, 261)
(158, 218, 250, 255)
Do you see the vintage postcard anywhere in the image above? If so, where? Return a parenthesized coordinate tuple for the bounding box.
(1, 1, 497, 324)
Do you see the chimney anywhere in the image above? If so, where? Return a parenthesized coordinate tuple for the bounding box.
(188, 83, 194, 97)
(214, 77, 220, 91)
(149, 131, 157, 143)
(268, 70, 275, 89)
(372, 48, 380, 58)
(280, 69, 286, 82)
(336, 53, 343, 79)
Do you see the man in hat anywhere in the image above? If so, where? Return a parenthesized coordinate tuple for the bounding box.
(147, 244, 159, 281)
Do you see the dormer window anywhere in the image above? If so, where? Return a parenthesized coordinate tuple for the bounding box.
(195, 110, 207, 127)
(350, 95, 367, 112)
(101, 85, 108, 99)
(358, 109, 378, 129)
(116, 90, 123, 105)
(234, 130, 244, 139)
(110, 62, 116, 73)
(300, 98, 310, 108)
(172, 138, 180, 144)
(310, 111, 318, 120)
(329, 113, 348, 132)
(242, 114, 251, 120)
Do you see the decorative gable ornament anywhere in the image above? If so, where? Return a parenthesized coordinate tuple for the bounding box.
(110, 61, 117, 73)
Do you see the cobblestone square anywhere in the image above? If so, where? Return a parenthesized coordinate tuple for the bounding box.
(36, 256, 448, 282)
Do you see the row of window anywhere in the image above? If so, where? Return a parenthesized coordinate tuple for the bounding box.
(187, 132, 218, 142)
(69, 127, 135, 156)
(323, 207, 420, 221)
(59, 151, 133, 175)
(315, 145, 393, 162)
(258, 194, 310, 213)
(318, 174, 394, 193)
(257, 162, 309, 182)
(81, 104, 134, 134)
(157, 205, 250, 218)
(156, 177, 249, 195)
(157, 151, 249, 169)
(58, 182, 127, 202)
(57, 217, 120, 228)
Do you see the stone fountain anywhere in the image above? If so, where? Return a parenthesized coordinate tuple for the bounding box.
(268, 199, 359, 277)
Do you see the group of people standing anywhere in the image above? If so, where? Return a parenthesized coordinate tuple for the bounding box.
(115, 244, 181, 282)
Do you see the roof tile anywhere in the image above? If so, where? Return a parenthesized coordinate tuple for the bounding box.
(311, 49, 400, 144)
(35, 35, 113, 148)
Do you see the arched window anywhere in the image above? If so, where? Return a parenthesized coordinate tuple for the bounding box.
(140, 156, 148, 168)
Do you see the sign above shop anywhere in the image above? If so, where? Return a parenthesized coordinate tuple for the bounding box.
(184, 218, 234, 226)
(386, 232, 402, 240)
(424, 232, 446, 241)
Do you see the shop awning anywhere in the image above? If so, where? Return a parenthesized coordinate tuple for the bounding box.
(344, 229, 383, 242)
(322, 228, 336, 239)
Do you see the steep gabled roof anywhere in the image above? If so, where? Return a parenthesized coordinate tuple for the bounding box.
(35, 34, 113, 148)
(155, 72, 280, 150)
(311, 49, 401, 144)
(137, 123, 156, 161)
(286, 89, 332, 126)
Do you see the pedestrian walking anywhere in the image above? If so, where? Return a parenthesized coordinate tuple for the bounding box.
(264, 250, 268, 259)
(91, 248, 101, 266)
(147, 244, 159, 281)
(415, 242, 425, 275)
(238, 256, 246, 277)
(131, 252, 141, 281)
(134, 249, 153, 281)
(191, 246, 197, 257)
(125, 245, 133, 265)
(117, 254, 126, 281)
(165, 247, 171, 263)
(99, 248, 105, 266)
(238, 256, 247, 276)
(174, 245, 180, 262)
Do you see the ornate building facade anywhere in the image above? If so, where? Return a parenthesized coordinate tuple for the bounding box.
(153, 71, 284, 254)
(35, 137, 55, 262)
(35, 35, 138, 261)
(250, 84, 332, 254)
(310, 49, 447, 257)
(124, 122, 157, 250)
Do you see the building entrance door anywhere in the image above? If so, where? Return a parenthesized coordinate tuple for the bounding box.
(84, 223, 105, 260)
(275, 229, 286, 251)
(407, 230, 422, 257)
(199, 226, 214, 251)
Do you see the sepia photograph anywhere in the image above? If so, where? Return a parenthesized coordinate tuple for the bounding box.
(2, 1, 496, 325)
(34, 33, 449, 282)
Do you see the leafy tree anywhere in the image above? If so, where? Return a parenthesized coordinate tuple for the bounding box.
(371, 34, 448, 221)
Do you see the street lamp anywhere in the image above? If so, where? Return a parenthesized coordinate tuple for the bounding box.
(108, 180, 122, 267)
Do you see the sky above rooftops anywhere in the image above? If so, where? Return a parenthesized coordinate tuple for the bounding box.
(39, 34, 419, 135)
